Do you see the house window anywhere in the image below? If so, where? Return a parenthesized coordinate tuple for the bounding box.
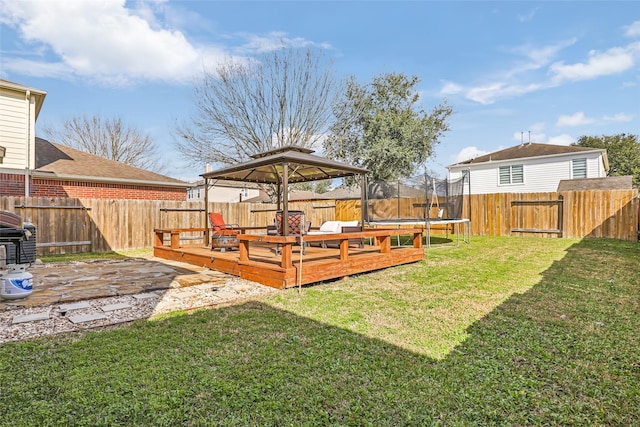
(499, 164, 523, 185)
(572, 158, 587, 178)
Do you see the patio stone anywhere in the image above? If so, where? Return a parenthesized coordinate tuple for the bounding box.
(59, 301, 92, 312)
(12, 311, 51, 324)
(68, 313, 108, 324)
(101, 302, 132, 312)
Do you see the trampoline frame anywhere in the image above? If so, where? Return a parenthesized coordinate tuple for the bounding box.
(367, 218, 470, 248)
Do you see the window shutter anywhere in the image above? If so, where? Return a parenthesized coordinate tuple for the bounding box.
(499, 165, 523, 184)
(499, 166, 511, 184)
(512, 164, 524, 183)
(572, 158, 587, 178)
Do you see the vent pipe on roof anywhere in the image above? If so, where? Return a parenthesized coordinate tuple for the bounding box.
(521, 132, 524, 145)
(528, 131, 531, 145)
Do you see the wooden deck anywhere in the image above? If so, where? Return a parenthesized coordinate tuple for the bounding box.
(154, 228, 425, 289)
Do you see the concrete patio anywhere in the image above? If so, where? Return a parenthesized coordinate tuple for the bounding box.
(0, 257, 276, 343)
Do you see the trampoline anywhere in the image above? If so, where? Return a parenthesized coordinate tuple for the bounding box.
(363, 173, 471, 248)
(367, 218, 470, 248)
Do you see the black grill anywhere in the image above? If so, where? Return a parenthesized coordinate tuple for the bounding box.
(0, 211, 37, 265)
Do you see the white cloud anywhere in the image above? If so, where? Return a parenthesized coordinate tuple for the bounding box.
(1, 0, 227, 84)
(550, 42, 640, 83)
(547, 134, 574, 146)
(553, 111, 633, 128)
(463, 39, 574, 104)
(511, 39, 576, 71)
(603, 112, 634, 122)
(458, 35, 639, 104)
(625, 20, 640, 38)
(453, 146, 489, 163)
(466, 82, 543, 105)
(0, 57, 74, 80)
(0, 0, 325, 85)
(556, 112, 596, 127)
(529, 122, 546, 132)
(439, 81, 463, 95)
(517, 8, 539, 23)
(237, 31, 332, 54)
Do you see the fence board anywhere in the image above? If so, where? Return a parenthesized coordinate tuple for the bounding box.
(0, 190, 637, 255)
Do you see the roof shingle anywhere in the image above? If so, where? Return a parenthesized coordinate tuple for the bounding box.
(34, 138, 188, 187)
(450, 142, 603, 166)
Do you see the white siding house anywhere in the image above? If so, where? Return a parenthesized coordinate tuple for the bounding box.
(0, 80, 46, 172)
(448, 142, 608, 194)
(187, 179, 261, 203)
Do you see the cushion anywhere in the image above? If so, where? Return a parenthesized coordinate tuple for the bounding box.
(339, 220, 358, 228)
(319, 221, 342, 233)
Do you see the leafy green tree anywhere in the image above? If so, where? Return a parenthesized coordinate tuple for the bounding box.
(573, 134, 640, 186)
(292, 179, 332, 194)
(323, 73, 452, 183)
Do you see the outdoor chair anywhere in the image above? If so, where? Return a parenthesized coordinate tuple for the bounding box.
(209, 212, 240, 252)
(274, 210, 311, 255)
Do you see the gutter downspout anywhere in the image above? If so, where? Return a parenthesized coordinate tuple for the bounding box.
(25, 90, 31, 197)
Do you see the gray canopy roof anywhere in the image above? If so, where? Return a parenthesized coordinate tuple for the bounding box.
(200, 146, 368, 236)
(200, 146, 368, 184)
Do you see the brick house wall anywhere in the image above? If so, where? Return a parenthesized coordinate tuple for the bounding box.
(1, 173, 185, 201)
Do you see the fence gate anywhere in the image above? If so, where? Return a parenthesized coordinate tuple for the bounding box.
(510, 196, 564, 238)
(14, 203, 93, 253)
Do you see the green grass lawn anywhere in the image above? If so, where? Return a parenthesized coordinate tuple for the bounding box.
(1, 236, 638, 426)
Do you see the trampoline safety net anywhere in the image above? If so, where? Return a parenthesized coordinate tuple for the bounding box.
(364, 174, 468, 222)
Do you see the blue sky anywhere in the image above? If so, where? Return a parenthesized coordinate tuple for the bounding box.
(1, 1, 639, 183)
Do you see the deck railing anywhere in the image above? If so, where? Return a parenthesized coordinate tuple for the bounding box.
(154, 227, 424, 270)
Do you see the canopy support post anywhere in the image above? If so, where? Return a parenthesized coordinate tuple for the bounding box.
(282, 162, 289, 236)
(360, 173, 367, 226)
(204, 177, 210, 245)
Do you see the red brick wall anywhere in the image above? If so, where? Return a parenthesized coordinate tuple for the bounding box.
(1, 172, 185, 201)
(0, 173, 25, 196)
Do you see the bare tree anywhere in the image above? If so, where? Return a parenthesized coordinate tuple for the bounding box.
(174, 47, 343, 166)
(43, 115, 166, 172)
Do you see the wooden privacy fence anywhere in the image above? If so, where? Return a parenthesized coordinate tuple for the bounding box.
(0, 197, 337, 255)
(468, 190, 638, 240)
(0, 189, 637, 255)
(336, 189, 638, 241)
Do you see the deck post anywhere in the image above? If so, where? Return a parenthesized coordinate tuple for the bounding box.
(339, 238, 349, 260)
(239, 240, 249, 261)
(170, 231, 180, 249)
(154, 230, 164, 247)
(413, 231, 423, 248)
(377, 235, 391, 253)
(280, 243, 293, 268)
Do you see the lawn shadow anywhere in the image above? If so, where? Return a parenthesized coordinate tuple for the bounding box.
(1, 238, 638, 425)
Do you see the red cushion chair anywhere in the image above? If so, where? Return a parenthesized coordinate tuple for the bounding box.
(209, 212, 240, 252)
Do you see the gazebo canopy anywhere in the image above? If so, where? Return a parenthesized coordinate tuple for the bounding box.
(200, 146, 368, 184)
(200, 146, 368, 236)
